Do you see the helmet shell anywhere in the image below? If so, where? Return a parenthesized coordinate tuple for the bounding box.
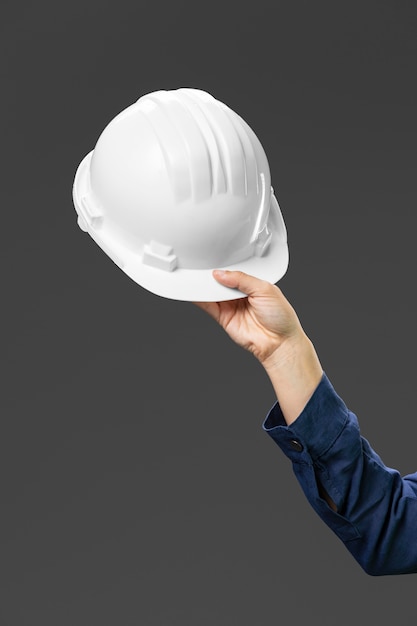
(73, 88, 288, 301)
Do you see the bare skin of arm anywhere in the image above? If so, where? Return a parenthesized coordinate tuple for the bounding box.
(194, 269, 337, 511)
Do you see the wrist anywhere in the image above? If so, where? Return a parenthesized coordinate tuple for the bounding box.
(262, 332, 324, 425)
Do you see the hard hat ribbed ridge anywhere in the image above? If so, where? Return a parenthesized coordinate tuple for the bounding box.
(178, 89, 260, 199)
(137, 96, 193, 203)
(173, 90, 228, 197)
(137, 89, 259, 203)
(178, 89, 247, 198)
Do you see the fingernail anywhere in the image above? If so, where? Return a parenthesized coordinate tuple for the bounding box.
(213, 269, 227, 277)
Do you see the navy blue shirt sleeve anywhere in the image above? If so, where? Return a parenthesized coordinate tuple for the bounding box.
(262, 371, 417, 576)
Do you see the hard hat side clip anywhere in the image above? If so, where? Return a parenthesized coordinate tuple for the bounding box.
(142, 240, 178, 272)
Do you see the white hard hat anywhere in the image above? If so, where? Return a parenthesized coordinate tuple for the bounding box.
(72, 88, 288, 301)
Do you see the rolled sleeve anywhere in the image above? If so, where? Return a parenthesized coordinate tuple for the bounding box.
(262, 371, 417, 575)
(263, 372, 350, 462)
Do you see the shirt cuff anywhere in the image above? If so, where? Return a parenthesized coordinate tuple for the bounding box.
(262, 371, 350, 462)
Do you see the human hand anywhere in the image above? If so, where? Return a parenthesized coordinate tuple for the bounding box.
(193, 270, 304, 367)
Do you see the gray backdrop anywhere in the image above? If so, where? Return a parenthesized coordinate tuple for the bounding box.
(3, 1, 417, 624)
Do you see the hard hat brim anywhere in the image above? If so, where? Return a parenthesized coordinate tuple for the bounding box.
(130, 240, 289, 301)
(94, 199, 288, 302)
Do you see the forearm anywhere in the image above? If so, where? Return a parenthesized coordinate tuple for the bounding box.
(261, 332, 324, 426)
(261, 333, 336, 508)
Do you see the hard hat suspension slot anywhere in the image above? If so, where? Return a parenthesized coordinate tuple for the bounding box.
(142, 240, 178, 272)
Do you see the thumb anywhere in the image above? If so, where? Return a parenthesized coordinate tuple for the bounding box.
(212, 269, 271, 297)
